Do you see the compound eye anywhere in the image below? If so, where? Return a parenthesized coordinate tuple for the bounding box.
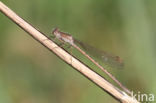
(52, 28, 59, 34)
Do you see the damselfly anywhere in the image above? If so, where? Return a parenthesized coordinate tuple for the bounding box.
(51, 28, 130, 94)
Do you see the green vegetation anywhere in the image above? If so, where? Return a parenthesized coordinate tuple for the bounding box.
(0, 0, 156, 103)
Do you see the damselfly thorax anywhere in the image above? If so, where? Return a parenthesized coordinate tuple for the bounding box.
(52, 28, 74, 45)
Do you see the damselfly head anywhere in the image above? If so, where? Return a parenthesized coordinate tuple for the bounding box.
(52, 28, 59, 36)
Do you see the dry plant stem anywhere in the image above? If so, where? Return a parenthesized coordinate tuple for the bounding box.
(0, 1, 139, 103)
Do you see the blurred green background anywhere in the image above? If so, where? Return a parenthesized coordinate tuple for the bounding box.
(0, 0, 156, 103)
